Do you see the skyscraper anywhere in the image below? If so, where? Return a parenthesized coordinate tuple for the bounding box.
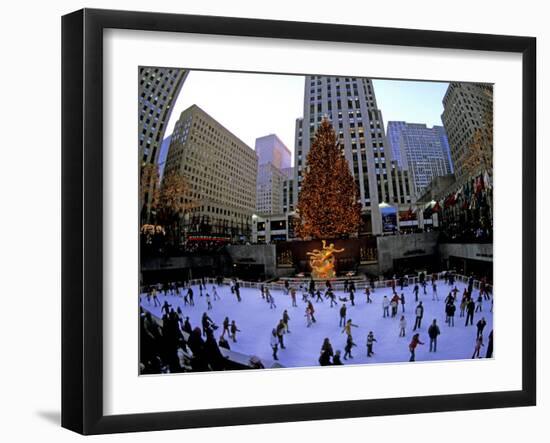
(255, 135, 291, 216)
(441, 82, 493, 179)
(139, 67, 188, 167)
(294, 76, 413, 235)
(387, 122, 452, 196)
(164, 105, 257, 240)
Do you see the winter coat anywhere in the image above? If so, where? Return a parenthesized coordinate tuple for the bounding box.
(415, 305, 424, 317)
(409, 336, 424, 350)
(270, 334, 278, 347)
(428, 324, 441, 338)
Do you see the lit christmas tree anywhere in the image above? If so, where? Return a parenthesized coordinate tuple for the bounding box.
(295, 118, 362, 239)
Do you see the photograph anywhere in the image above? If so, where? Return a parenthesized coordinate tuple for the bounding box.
(138, 68, 494, 374)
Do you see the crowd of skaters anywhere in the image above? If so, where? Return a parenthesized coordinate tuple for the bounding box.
(140, 270, 493, 373)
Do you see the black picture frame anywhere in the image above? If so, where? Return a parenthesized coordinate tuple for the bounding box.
(61, 8, 536, 435)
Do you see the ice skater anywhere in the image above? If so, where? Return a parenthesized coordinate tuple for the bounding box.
(321, 337, 334, 360)
(365, 286, 372, 303)
(349, 288, 355, 306)
(307, 301, 316, 323)
(187, 287, 194, 306)
(230, 320, 240, 343)
(472, 336, 484, 358)
(413, 283, 419, 302)
(382, 295, 390, 318)
(212, 285, 220, 301)
(282, 309, 291, 333)
(399, 315, 407, 337)
(432, 280, 439, 301)
(305, 306, 313, 327)
(428, 319, 441, 352)
(366, 331, 377, 357)
(342, 318, 358, 336)
(152, 287, 161, 307)
(475, 292, 483, 312)
(315, 289, 324, 303)
(465, 298, 475, 326)
(327, 289, 337, 308)
(290, 287, 298, 307)
(333, 350, 343, 365)
(409, 333, 424, 362)
(413, 301, 424, 331)
(339, 304, 347, 327)
(161, 300, 172, 316)
(476, 317, 487, 338)
(276, 319, 286, 349)
(222, 316, 230, 337)
(446, 301, 456, 326)
(270, 329, 279, 360)
(343, 334, 357, 360)
(205, 292, 213, 310)
(400, 293, 406, 313)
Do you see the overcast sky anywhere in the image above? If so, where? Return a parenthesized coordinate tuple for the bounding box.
(164, 70, 449, 166)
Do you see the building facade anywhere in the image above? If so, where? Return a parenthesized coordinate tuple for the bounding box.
(139, 67, 188, 167)
(164, 105, 258, 241)
(255, 135, 292, 216)
(441, 82, 493, 179)
(387, 122, 453, 196)
(282, 167, 295, 214)
(293, 76, 414, 235)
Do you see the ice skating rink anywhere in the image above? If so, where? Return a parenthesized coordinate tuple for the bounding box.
(140, 279, 493, 369)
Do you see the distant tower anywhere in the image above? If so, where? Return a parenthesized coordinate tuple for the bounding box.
(255, 134, 292, 216)
(387, 122, 453, 196)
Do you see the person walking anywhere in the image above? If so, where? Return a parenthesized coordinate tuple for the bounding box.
(413, 301, 424, 331)
(382, 296, 390, 318)
(409, 333, 424, 362)
(343, 334, 357, 360)
(339, 304, 347, 327)
(366, 331, 377, 357)
(428, 319, 441, 352)
(476, 317, 487, 339)
(465, 298, 475, 326)
(270, 329, 279, 361)
(472, 336, 484, 358)
(399, 315, 407, 337)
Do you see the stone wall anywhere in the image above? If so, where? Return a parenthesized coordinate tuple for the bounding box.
(225, 244, 277, 277)
(376, 231, 441, 274)
(438, 243, 493, 262)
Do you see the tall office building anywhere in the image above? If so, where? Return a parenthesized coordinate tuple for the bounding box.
(441, 82, 493, 179)
(294, 76, 413, 235)
(164, 105, 258, 240)
(255, 135, 291, 216)
(387, 122, 452, 196)
(139, 67, 188, 166)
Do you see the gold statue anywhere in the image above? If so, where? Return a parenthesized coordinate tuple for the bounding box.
(306, 240, 345, 279)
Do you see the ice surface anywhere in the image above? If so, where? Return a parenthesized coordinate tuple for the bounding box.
(140, 279, 493, 369)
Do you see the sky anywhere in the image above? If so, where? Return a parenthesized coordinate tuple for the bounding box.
(164, 70, 449, 167)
